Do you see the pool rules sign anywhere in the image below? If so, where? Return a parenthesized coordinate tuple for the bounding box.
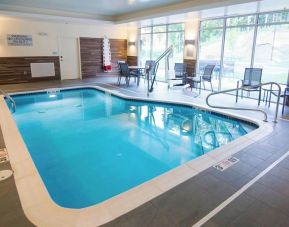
(7, 34, 33, 46)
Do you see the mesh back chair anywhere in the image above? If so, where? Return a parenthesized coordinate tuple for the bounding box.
(168, 63, 187, 88)
(144, 60, 159, 90)
(118, 62, 138, 87)
(148, 61, 159, 81)
(142, 60, 155, 83)
(117, 61, 125, 85)
(269, 71, 289, 114)
(187, 64, 215, 93)
(236, 68, 263, 105)
(282, 73, 289, 114)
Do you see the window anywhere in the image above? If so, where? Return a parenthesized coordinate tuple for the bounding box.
(168, 23, 185, 31)
(222, 26, 255, 89)
(198, 10, 289, 93)
(139, 23, 185, 82)
(227, 15, 256, 26)
(139, 34, 151, 67)
(254, 24, 289, 84)
(198, 30, 223, 89)
(258, 11, 289, 24)
(201, 19, 224, 29)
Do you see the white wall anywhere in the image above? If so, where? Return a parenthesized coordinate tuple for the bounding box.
(0, 17, 128, 57)
(0, 17, 129, 80)
(126, 26, 138, 56)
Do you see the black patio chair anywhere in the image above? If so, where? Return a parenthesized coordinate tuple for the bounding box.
(118, 62, 139, 87)
(187, 64, 215, 93)
(141, 60, 155, 83)
(168, 63, 187, 88)
(268, 72, 289, 114)
(117, 60, 125, 84)
(145, 61, 159, 91)
(236, 68, 263, 105)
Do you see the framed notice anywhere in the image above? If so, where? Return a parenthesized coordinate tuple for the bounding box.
(7, 34, 33, 46)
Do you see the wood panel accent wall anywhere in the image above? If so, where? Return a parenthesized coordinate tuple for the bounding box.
(127, 56, 138, 66)
(79, 37, 127, 78)
(184, 59, 196, 76)
(0, 56, 60, 85)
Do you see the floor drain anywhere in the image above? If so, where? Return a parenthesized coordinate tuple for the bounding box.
(0, 149, 9, 163)
(0, 170, 13, 182)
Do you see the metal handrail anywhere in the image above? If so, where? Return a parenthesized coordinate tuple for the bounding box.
(147, 45, 173, 96)
(206, 82, 281, 123)
(0, 89, 16, 113)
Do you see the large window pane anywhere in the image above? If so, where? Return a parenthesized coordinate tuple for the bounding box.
(152, 33, 167, 81)
(227, 15, 256, 26)
(168, 23, 184, 32)
(198, 28, 223, 89)
(139, 23, 185, 82)
(153, 25, 166, 33)
(141, 27, 151, 34)
(168, 32, 184, 63)
(139, 34, 151, 66)
(254, 24, 289, 84)
(258, 11, 289, 24)
(222, 26, 255, 90)
(201, 19, 224, 29)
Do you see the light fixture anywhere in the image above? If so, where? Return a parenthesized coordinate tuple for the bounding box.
(128, 41, 136, 46)
(185, 40, 195, 45)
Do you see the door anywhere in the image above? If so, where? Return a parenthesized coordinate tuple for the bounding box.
(59, 37, 80, 80)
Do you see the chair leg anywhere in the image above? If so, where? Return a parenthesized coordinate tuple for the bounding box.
(265, 90, 269, 105)
(282, 96, 286, 115)
(236, 89, 239, 103)
(241, 89, 243, 99)
(263, 90, 266, 102)
(258, 87, 261, 106)
(118, 76, 121, 85)
(210, 82, 213, 92)
(268, 90, 273, 108)
(126, 76, 130, 87)
(203, 81, 205, 90)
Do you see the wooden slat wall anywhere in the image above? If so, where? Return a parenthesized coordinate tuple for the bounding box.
(127, 56, 138, 66)
(0, 56, 60, 85)
(79, 37, 127, 78)
(184, 59, 196, 76)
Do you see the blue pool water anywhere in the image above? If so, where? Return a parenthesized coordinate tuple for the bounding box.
(10, 88, 256, 208)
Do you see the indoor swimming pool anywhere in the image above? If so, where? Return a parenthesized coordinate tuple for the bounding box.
(8, 88, 257, 208)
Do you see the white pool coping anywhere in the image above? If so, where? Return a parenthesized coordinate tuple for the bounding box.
(0, 85, 273, 227)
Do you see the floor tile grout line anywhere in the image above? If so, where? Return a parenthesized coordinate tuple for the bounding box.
(192, 149, 289, 227)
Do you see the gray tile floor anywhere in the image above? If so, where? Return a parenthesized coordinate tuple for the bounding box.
(0, 76, 289, 227)
(0, 129, 34, 227)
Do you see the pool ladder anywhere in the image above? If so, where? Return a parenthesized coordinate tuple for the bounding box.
(206, 82, 281, 123)
(0, 89, 16, 113)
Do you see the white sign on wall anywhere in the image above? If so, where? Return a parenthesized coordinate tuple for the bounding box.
(7, 34, 33, 46)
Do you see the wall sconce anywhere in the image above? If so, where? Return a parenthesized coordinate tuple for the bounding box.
(185, 40, 195, 57)
(185, 40, 195, 46)
(128, 41, 136, 46)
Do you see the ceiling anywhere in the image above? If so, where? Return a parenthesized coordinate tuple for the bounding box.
(0, 0, 260, 24)
(0, 0, 186, 16)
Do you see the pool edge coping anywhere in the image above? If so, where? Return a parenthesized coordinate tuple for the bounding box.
(0, 85, 273, 227)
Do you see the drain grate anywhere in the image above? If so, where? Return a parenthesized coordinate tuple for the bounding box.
(0, 170, 13, 182)
(213, 157, 239, 171)
(0, 149, 9, 163)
